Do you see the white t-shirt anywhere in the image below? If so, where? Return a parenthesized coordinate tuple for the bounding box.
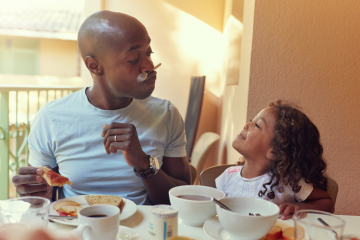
(28, 88, 187, 205)
(215, 166, 314, 205)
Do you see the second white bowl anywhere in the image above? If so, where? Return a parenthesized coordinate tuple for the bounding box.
(216, 197, 280, 240)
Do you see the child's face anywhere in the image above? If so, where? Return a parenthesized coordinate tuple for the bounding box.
(232, 107, 278, 161)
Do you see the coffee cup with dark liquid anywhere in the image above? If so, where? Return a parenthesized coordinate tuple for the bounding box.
(71, 205, 120, 240)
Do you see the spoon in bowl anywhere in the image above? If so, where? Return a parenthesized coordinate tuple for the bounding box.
(212, 197, 232, 211)
(137, 63, 162, 82)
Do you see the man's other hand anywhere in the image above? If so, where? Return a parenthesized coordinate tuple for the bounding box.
(102, 123, 149, 171)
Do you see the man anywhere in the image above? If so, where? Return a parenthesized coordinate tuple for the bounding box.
(12, 11, 191, 205)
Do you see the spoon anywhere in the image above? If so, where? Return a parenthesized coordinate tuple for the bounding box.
(212, 197, 232, 211)
(137, 63, 162, 82)
(318, 218, 338, 239)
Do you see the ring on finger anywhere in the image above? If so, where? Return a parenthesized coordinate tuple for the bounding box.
(114, 135, 117, 142)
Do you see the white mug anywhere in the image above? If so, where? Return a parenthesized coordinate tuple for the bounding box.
(72, 205, 120, 240)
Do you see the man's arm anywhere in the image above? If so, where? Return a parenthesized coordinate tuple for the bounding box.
(102, 123, 191, 205)
(142, 156, 191, 205)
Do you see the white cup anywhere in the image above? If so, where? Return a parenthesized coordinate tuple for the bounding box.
(72, 205, 120, 240)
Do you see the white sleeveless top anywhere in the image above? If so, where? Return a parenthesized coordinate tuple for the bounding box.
(215, 166, 314, 205)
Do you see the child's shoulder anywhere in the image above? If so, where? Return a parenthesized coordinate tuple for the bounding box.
(225, 165, 243, 174)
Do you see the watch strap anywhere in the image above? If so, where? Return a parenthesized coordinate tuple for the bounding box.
(133, 167, 157, 179)
(133, 155, 159, 179)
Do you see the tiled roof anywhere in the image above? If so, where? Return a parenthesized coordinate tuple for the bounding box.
(0, 0, 85, 40)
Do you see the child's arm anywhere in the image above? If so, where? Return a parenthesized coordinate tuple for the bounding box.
(279, 188, 334, 220)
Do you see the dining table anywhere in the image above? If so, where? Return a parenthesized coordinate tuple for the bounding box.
(48, 205, 360, 240)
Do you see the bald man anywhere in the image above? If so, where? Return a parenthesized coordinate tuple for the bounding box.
(12, 11, 191, 205)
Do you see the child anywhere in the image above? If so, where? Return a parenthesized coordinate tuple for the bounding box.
(216, 100, 334, 219)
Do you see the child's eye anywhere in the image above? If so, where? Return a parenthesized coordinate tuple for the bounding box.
(128, 59, 139, 64)
(255, 123, 260, 128)
(147, 51, 154, 57)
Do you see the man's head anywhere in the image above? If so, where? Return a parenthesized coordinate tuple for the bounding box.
(78, 11, 156, 100)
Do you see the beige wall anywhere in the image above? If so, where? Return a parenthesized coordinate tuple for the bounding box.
(218, 0, 252, 165)
(163, 0, 225, 32)
(219, 0, 360, 215)
(39, 39, 79, 77)
(248, 0, 360, 215)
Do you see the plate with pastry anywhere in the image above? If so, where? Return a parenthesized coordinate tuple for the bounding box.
(49, 195, 137, 226)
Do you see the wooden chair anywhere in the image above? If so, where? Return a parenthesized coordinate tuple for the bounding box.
(189, 164, 197, 185)
(326, 176, 338, 205)
(200, 165, 339, 205)
(199, 164, 235, 188)
(191, 132, 220, 184)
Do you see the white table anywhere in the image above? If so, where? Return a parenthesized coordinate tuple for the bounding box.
(48, 206, 360, 239)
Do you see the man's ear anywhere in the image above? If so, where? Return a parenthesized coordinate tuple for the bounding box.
(85, 56, 104, 76)
(266, 148, 276, 160)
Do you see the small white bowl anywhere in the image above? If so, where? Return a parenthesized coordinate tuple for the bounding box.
(216, 197, 279, 240)
(169, 185, 225, 226)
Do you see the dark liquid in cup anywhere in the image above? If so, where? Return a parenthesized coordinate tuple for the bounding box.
(88, 214, 107, 218)
(176, 195, 211, 201)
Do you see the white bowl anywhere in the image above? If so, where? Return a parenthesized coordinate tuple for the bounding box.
(169, 185, 225, 226)
(216, 197, 279, 240)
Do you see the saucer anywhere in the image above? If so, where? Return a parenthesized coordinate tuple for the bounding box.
(203, 216, 292, 240)
(116, 225, 142, 240)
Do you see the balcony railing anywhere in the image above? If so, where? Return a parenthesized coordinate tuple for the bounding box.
(0, 85, 82, 200)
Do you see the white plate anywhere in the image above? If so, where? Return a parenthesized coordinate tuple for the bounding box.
(203, 216, 292, 240)
(50, 195, 137, 226)
(116, 225, 143, 240)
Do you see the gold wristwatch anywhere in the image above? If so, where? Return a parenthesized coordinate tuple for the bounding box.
(134, 155, 160, 179)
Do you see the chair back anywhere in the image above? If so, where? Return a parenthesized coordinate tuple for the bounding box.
(191, 132, 220, 183)
(200, 164, 236, 188)
(326, 176, 338, 205)
(189, 164, 197, 185)
(185, 76, 206, 158)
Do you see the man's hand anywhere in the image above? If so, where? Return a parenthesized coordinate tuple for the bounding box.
(12, 166, 52, 200)
(279, 203, 302, 220)
(101, 123, 149, 171)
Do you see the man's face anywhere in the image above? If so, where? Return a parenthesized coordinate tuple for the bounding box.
(100, 26, 156, 100)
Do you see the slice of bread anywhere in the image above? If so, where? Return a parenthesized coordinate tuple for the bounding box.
(84, 195, 123, 208)
(53, 200, 80, 211)
(39, 167, 72, 187)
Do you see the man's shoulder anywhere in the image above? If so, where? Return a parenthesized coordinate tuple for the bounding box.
(138, 95, 173, 110)
(44, 88, 85, 111)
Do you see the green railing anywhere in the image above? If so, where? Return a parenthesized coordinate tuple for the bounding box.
(0, 85, 82, 200)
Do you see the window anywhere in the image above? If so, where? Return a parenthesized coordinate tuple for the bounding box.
(0, 37, 39, 75)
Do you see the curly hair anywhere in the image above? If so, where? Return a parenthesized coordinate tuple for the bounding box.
(240, 100, 328, 199)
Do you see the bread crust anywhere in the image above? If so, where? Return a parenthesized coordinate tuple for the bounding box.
(39, 167, 72, 187)
(84, 195, 123, 208)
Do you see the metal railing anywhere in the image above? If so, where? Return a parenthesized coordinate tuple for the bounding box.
(0, 85, 82, 200)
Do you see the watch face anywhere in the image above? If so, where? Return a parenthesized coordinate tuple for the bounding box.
(150, 156, 160, 170)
